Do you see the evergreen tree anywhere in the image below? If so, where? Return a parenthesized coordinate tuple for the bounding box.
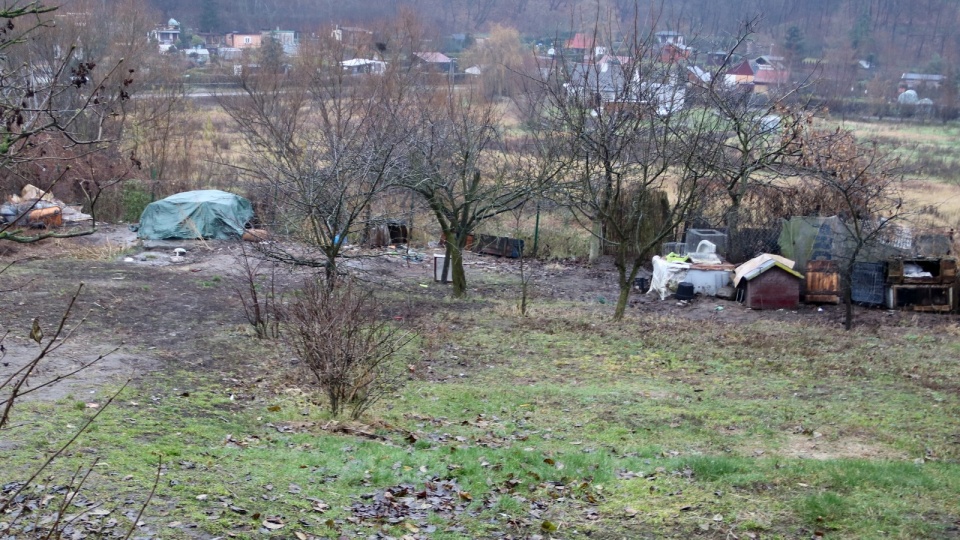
(260, 35, 285, 74)
(199, 0, 220, 33)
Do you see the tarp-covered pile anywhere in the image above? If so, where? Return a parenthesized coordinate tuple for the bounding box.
(137, 190, 253, 240)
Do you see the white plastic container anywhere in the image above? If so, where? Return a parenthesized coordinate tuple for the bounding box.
(685, 267, 732, 296)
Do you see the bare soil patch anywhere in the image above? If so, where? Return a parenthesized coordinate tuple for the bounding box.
(3, 227, 957, 405)
(777, 434, 908, 461)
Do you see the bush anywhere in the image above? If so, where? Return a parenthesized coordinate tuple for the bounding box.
(121, 181, 154, 223)
(285, 278, 413, 419)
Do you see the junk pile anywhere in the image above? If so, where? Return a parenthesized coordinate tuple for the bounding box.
(0, 184, 92, 229)
(648, 217, 958, 313)
(650, 237, 736, 300)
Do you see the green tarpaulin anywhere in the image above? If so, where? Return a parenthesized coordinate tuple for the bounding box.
(137, 190, 253, 240)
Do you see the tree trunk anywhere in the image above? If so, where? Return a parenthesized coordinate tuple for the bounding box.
(324, 251, 337, 289)
(613, 280, 631, 320)
(613, 260, 640, 321)
(450, 240, 467, 297)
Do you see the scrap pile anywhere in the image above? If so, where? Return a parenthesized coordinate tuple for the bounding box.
(0, 184, 92, 229)
(647, 219, 958, 312)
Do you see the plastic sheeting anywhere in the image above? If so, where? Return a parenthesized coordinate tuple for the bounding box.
(137, 190, 253, 240)
(778, 216, 845, 273)
(779, 215, 910, 271)
(650, 255, 690, 300)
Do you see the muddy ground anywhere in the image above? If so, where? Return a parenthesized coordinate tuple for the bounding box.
(1, 224, 957, 403)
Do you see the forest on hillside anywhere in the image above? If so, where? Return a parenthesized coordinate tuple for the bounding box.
(143, 0, 958, 73)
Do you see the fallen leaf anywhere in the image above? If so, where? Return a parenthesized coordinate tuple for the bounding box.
(267, 405, 281, 412)
(262, 517, 285, 530)
(295, 532, 307, 540)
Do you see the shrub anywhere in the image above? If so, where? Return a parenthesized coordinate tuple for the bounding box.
(285, 278, 413, 419)
(121, 180, 154, 223)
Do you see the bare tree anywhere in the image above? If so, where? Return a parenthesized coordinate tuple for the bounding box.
(400, 85, 539, 297)
(527, 20, 715, 320)
(0, 1, 147, 243)
(689, 19, 813, 263)
(219, 35, 413, 284)
(794, 127, 907, 330)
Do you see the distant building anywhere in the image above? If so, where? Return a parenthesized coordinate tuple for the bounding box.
(566, 62, 685, 116)
(149, 18, 181, 53)
(331, 25, 373, 48)
(654, 31, 692, 63)
(225, 32, 262, 49)
(413, 52, 455, 73)
(724, 56, 790, 92)
(900, 73, 946, 90)
(341, 58, 386, 75)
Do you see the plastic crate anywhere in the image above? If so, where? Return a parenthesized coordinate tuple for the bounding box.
(685, 229, 727, 257)
(661, 242, 686, 257)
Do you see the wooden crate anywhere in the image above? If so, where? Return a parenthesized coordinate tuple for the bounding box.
(886, 284, 954, 312)
(804, 260, 840, 304)
(887, 258, 957, 285)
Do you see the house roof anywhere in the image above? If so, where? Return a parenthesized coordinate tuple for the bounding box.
(597, 54, 631, 66)
(727, 59, 755, 76)
(687, 65, 711, 83)
(901, 73, 945, 81)
(341, 58, 385, 67)
(568, 63, 629, 96)
(565, 33, 595, 50)
(415, 52, 452, 63)
(734, 254, 802, 287)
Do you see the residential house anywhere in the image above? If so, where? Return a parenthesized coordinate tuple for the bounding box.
(413, 52, 455, 74)
(341, 58, 386, 75)
(686, 65, 711, 85)
(566, 62, 685, 115)
(753, 56, 790, 87)
(564, 33, 596, 61)
(331, 25, 374, 48)
(900, 73, 946, 90)
(225, 32, 262, 49)
(149, 18, 181, 53)
(723, 56, 789, 92)
(597, 54, 631, 71)
(654, 31, 691, 63)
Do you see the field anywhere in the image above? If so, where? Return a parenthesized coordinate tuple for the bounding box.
(1, 224, 959, 540)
